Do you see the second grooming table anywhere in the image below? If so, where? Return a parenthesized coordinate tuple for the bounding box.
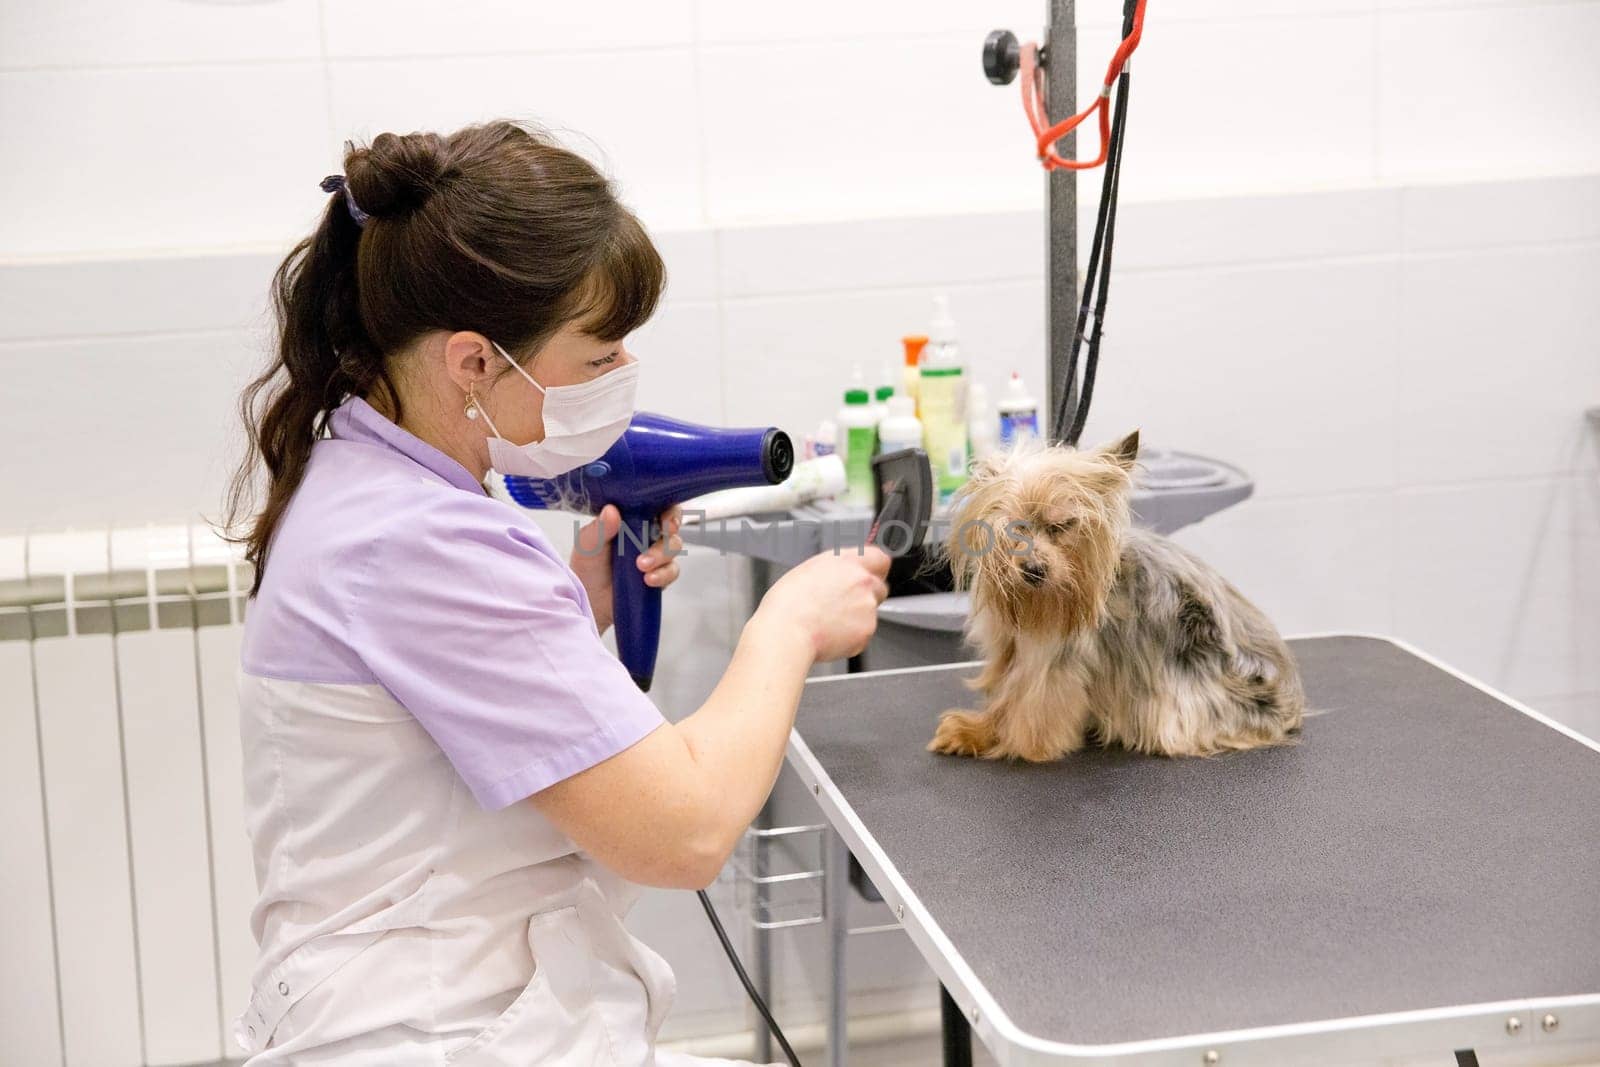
(789, 635, 1600, 1066)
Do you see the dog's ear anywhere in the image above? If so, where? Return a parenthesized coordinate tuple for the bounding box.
(1103, 429, 1140, 471)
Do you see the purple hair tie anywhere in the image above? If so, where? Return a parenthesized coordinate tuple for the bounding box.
(319, 174, 370, 228)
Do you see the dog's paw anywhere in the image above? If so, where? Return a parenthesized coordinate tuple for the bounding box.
(928, 709, 994, 758)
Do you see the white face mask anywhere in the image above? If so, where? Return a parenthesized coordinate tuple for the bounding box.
(475, 340, 639, 479)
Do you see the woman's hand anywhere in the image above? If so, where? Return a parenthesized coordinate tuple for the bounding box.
(756, 547, 891, 661)
(570, 506, 684, 634)
(535, 543, 891, 891)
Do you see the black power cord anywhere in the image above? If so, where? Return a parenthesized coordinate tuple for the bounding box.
(697, 888, 804, 1067)
(1055, 0, 1138, 446)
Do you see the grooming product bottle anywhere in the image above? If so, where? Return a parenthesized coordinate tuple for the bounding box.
(873, 384, 895, 447)
(901, 335, 928, 416)
(874, 363, 895, 418)
(838, 387, 877, 507)
(877, 394, 924, 454)
(998, 371, 1040, 447)
(919, 295, 969, 497)
(812, 419, 836, 458)
(968, 381, 999, 462)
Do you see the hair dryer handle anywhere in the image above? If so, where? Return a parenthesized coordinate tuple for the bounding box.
(611, 509, 662, 692)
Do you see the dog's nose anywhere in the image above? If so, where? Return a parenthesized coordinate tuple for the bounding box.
(1020, 560, 1046, 586)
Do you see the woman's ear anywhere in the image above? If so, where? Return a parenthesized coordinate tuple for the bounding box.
(1103, 429, 1140, 471)
(442, 330, 494, 393)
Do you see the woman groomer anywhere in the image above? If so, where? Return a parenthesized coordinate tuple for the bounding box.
(226, 121, 890, 1065)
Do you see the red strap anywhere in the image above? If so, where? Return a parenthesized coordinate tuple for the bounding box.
(1017, 0, 1146, 172)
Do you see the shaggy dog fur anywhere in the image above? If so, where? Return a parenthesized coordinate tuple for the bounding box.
(929, 431, 1304, 762)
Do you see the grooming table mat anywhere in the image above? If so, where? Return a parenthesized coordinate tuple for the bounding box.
(789, 635, 1600, 1061)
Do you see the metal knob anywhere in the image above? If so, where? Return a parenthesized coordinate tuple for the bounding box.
(1542, 1013, 1559, 1032)
(1202, 1052, 1220, 1065)
(982, 30, 1021, 85)
(1506, 1016, 1523, 1035)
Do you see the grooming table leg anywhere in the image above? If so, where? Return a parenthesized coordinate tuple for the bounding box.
(941, 985, 973, 1067)
(825, 829, 850, 1066)
(749, 559, 774, 1065)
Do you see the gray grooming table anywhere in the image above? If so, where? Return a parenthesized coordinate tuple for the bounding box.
(789, 635, 1600, 1066)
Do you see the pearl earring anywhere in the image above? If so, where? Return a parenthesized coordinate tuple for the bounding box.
(464, 392, 480, 421)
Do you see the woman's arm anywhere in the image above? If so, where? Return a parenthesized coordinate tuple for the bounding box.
(531, 549, 889, 889)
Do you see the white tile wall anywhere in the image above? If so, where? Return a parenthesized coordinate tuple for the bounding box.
(697, 35, 1040, 225)
(1400, 172, 1600, 252)
(1085, 188, 1402, 271)
(1392, 474, 1599, 701)
(1396, 243, 1600, 486)
(715, 212, 1044, 299)
(0, 0, 322, 69)
(0, 330, 263, 529)
(0, 65, 332, 257)
(1081, 257, 1403, 498)
(4, 0, 1597, 256)
(321, 0, 694, 58)
(325, 50, 704, 229)
(1378, 3, 1600, 183)
(1076, 13, 1381, 201)
(633, 300, 726, 427)
(695, 0, 1041, 45)
(0, 252, 278, 340)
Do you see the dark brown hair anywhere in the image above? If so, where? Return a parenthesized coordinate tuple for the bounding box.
(226, 121, 665, 593)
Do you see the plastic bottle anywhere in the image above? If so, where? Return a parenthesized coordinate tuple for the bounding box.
(968, 381, 998, 463)
(873, 384, 895, 438)
(838, 388, 877, 507)
(877, 395, 923, 455)
(901, 335, 928, 415)
(998, 371, 1040, 447)
(812, 419, 836, 458)
(919, 295, 969, 497)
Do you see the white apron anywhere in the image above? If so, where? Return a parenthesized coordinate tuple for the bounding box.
(232, 673, 756, 1065)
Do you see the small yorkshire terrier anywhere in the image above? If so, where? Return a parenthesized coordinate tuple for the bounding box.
(930, 431, 1304, 762)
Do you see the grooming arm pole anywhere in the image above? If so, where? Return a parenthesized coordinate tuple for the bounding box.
(1046, 0, 1078, 443)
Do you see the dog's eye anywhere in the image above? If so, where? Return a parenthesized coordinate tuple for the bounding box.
(1044, 518, 1079, 536)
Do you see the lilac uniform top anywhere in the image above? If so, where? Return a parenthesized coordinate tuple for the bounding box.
(233, 396, 684, 1063)
(242, 394, 665, 807)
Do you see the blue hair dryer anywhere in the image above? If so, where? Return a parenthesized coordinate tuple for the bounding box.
(503, 412, 793, 691)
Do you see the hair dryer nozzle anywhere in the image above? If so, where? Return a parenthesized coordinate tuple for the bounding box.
(761, 429, 794, 485)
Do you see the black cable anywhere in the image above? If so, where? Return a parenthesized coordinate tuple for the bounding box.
(1053, 86, 1122, 441)
(697, 888, 804, 1067)
(1065, 67, 1131, 447)
(1053, 2, 1139, 444)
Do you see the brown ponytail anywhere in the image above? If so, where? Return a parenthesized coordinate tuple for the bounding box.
(225, 122, 665, 594)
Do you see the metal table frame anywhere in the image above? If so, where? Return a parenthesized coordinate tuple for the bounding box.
(789, 634, 1600, 1066)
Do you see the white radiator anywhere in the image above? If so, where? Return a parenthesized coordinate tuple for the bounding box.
(0, 526, 256, 1067)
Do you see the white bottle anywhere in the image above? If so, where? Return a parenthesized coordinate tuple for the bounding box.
(873, 384, 894, 432)
(967, 381, 999, 462)
(877, 395, 923, 454)
(873, 364, 895, 425)
(998, 371, 1040, 447)
(812, 419, 837, 458)
(837, 388, 877, 508)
